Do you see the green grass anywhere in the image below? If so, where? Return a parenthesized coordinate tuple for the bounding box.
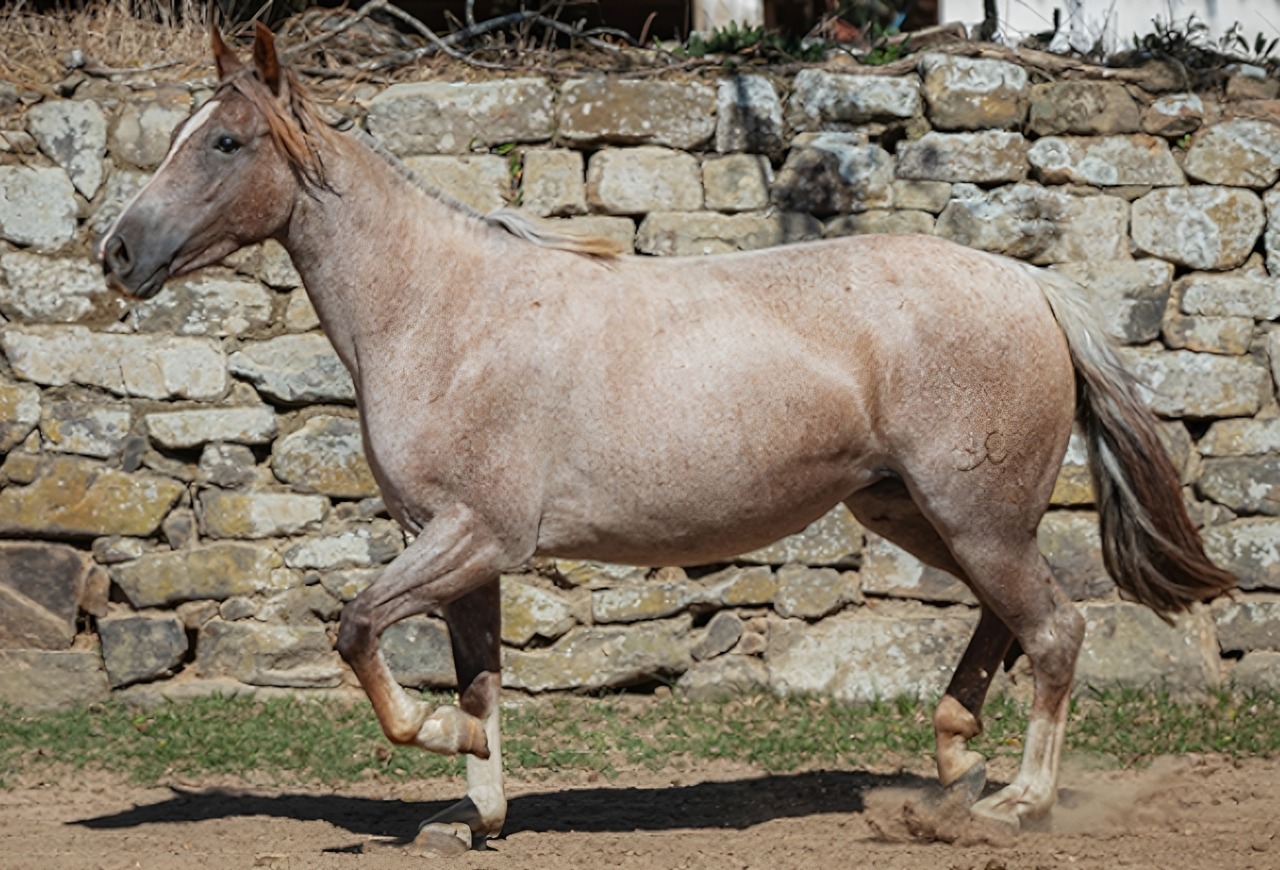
(3, 688, 1279, 789)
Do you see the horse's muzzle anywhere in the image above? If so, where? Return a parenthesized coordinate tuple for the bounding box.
(99, 232, 165, 299)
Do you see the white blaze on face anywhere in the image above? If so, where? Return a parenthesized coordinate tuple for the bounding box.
(97, 99, 222, 259)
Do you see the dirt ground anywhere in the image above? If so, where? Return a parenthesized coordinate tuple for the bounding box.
(2, 753, 1278, 870)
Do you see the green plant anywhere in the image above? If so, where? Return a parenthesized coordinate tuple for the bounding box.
(675, 20, 826, 63)
(1219, 21, 1280, 65)
(861, 25, 909, 66)
(494, 141, 522, 185)
(1132, 13, 1280, 69)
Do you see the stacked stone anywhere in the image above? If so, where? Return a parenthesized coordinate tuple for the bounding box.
(2, 54, 1279, 710)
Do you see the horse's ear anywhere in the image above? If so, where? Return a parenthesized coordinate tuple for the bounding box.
(211, 23, 243, 80)
(252, 22, 283, 97)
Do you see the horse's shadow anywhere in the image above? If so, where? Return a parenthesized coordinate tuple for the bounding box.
(72, 769, 939, 839)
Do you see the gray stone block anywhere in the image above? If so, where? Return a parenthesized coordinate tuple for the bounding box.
(1184, 119, 1280, 188)
(501, 577, 576, 647)
(1132, 187, 1264, 271)
(692, 611, 744, 661)
(404, 154, 512, 213)
(110, 90, 191, 169)
(111, 542, 288, 608)
(40, 401, 131, 458)
(271, 414, 377, 498)
(131, 274, 274, 338)
(99, 612, 188, 688)
(560, 78, 716, 149)
(382, 615, 454, 688)
(229, 334, 354, 405)
(586, 147, 702, 215)
(1027, 81, 1140, 135)
(1075, 603, 1220, 694)
(678, 654, 768, 700)
(197, 620, 345, 688)
(282, 522, 404, 570)
(0, 382, 40, 453)
(635, 211, 821, 256)
(0, 456, 183, 539)
(1203, 518, 1280, 591)
(1120, 347, 1270, 419)
(897, 131, 1028, 184)
(367, 78, 554, 154)
(593, 581, 692, 624)
(936, 184, 1128, 264)
(1214, 596, 1280, 653)
(0, 541, 95, 650)
(504, 616, 693, 692)
(787, 70, 921, 130)
(774, 565, 857, 619)
(738, 505, 863, 567)
(715, 75, 784, 155)
(26, 98, 107, 197)
(766, 609, 973, 701)
(197, 489, 328, 539)
(145, 406, 277, 450)
(0, 649, 108, 710)
(1054, 259, 1174, 345)
(2, 326, 227, 401)
(0, 252, 119, 323)
(860, 534, 974, 605)
(771, 135, 893, 215)
(520, 150, 586, 217)
(919, 53, 1027, 130)
(1028, 135, 1183, 187)
(0, 166, 77, 250)
(702, 154, 770, 212)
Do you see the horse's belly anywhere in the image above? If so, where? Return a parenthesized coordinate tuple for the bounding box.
(534, 446, 881, 566)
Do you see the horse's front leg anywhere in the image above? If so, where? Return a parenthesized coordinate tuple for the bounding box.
(334, 506, 509, 851)
(416, 582, 506, 852)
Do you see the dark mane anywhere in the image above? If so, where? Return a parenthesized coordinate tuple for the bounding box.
(222, 65, 623, 258)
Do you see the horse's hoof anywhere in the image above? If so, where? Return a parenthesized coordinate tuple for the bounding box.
(971, 786, 1026, 834)
(945, 758, 987, 807)
(412, 821, 474, 856)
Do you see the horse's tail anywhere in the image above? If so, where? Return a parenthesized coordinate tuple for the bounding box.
(1033, 267, 1236, 619)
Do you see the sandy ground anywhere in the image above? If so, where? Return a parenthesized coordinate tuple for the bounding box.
(2, 754, 1278, 870)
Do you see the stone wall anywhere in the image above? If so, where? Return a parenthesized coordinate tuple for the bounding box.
(2, 52, 1280, 711)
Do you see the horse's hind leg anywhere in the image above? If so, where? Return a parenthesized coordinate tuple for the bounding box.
(847, 481, 1015, 801)
(944, 530, 1084, 827)
(416, 582, 506, 851)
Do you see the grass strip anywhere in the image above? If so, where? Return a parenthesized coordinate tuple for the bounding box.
(2, 688, 1277, 788)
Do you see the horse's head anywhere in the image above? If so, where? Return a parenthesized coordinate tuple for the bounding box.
(99, 24, 328, 298)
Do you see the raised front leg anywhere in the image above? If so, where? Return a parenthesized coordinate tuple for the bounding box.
(416, 582, 506, 852)
(335, 506, 510, 848)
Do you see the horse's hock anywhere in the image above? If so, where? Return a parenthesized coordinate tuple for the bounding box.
(2, 52, 1279, 709)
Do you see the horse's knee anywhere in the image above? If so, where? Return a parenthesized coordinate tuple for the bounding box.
(336, 601, 375, 665)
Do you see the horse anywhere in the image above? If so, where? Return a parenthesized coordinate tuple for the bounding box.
(98, 24, 1235, 850)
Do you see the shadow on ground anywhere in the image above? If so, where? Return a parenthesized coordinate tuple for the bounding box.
(72, 769, 940, 839)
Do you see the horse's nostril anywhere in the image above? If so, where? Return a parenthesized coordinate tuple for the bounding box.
(103, 235, 133, 275)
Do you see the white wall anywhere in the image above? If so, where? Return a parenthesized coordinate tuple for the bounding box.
(693, 0, 765, 31)
(941, 0, 1280, 56)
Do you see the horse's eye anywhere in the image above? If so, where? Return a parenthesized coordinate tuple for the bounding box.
(214, 134, 241, 154)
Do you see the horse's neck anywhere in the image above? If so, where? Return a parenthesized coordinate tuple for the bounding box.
(280, 135, 489, 376)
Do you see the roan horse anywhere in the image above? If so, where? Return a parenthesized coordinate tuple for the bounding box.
(99, 25, 1235, 849)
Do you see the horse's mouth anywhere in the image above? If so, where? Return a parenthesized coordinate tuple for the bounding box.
(104, 265, 168, 300)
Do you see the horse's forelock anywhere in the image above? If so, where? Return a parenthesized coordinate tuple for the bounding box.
(218, 70, 333, 188)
